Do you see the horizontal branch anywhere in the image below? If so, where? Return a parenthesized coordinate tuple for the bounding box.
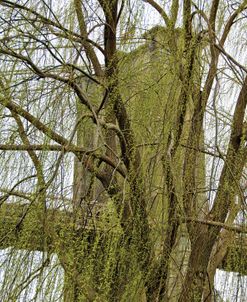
(0, 203, 246, 275)
(180, 144, 224, 159)
(0, 144, 87, 152)
(184, 217, 247, 234)
(0, 96, 127, 178)
(0, 143, 126, 178)
(0, 188, 72, 204)
(0, 203, 71, 251)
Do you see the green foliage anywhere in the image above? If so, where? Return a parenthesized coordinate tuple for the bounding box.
(0, 1, 247, 302)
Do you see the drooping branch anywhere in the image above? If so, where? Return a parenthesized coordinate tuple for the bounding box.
(0, 0, 103, 54)
(0, 203, 71, 251)
(0, 48, 98, 115)
(73, 0, 104, 77)
(142, 0, 170, 26)
(0, 99, 126, 179)
(202, 0, 247, 106)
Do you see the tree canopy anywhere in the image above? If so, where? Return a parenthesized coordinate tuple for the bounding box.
(0, 1, 247, 301)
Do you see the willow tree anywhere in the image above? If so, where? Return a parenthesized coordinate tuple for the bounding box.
(0, 0, 247, 301)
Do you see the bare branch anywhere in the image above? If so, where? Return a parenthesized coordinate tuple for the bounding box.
(209, 0, 220, 33)
(73, 0, 104, 77)
(0, 0, 103, 55)
(184, 217, 247, 234)
(220, 0, 247, 45)
(142, 0, 170, 26)
(0, 99, 126, 178)
(214, 43, 247, 73)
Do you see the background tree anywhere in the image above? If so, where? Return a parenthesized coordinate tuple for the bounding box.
(0, 0, 246, 301)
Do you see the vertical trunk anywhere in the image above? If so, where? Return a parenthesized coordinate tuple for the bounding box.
(62, 257, 96, 302)
(62, 82, 101, 301)
(63, 270, 81, 302)
(203, 205, 239, 301)
(178, 225, 215, 302)
(60, 232, 97, 302)
(73, 100, 96, 209)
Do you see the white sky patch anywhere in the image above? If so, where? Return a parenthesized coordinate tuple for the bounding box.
(215, 269, 247, 302)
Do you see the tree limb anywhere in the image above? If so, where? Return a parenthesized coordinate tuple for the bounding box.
(209, 0, 220, 33)
(73, 0, 104, 77)
(142, 0, 170, 26)
(184, 217, 247, 234)
(0, 0, 103, 55)
(0, 99, 126, 178)
(0, 203, 72, 252)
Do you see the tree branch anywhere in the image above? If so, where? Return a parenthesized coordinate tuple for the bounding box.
(0, 99, 126, 178)
(170, 0, 179, 28)
(142, 0, 170, 26)
(0, 0, 103, 55)
(0, 48, 97, 115)
(214, 43, 247, 73)
(73, 0, 104, 77)
(220, 0, 247, 45)
(0, 203, 72, 252)
(202, 1, 247, 108)
(184, 217, 247, 234)
(209, 0, 220, 33)
(0, 144, 88, 152)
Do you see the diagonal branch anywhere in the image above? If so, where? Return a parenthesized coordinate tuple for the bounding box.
(220, 0, 247, 45)
(0, 99, 126, 178)
(73, 0, 104, 77)
(0, 0, 103, 54)
(142, 0, 170, 26)
(0, 48, 97, 115)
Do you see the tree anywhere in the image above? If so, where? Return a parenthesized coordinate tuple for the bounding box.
(0, 0, 246, 301)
